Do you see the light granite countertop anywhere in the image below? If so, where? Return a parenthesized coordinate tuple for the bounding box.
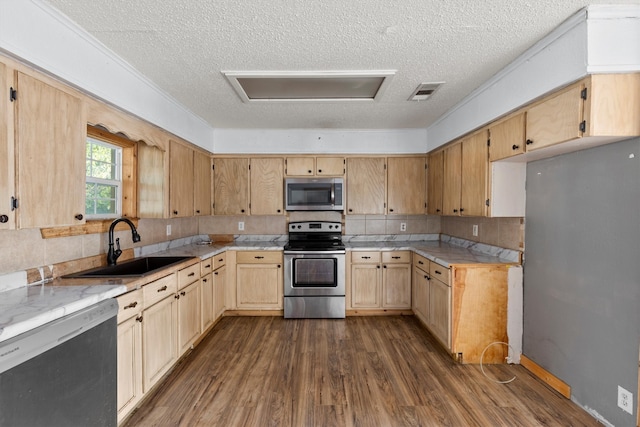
(0, 234, 519, 344)
(0, 284, 126, 343)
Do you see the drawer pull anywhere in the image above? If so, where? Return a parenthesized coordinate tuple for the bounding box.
(203, 278, 208, 283)
(218, 258, 224, 262)
(188, 272, 195, 277)
(418, 260, 424, 265)
(435, 270, 442, 275)
(136, 316, 143, 323)
(254, 256, 264, 259)
(391, 256, 401, 259)
(361, 256, 371, 259)
(204, 264, 211, 268)
(512, 144, 520, 150)
(175, 294, 180, 299)
(181, 291, 186, 296)
(157, 285, 168, 292)
(214, 272, 218, 275)
(123, 301, 138, 310)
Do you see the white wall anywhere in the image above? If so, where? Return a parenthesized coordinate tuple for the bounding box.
(426, 5, 640, 150)
(0, 0, 214, 150)
(213, 128, 428, 154)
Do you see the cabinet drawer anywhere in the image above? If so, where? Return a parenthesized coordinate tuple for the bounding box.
(413, 253, 430, 272)
(382, 251, 411, 264)
(143, 273, 177, 308)
(116, 289, 143, 323)
(200, 258, 213, 276)
(351, 251, 381, 263)
(430, 263, 450, 284)
(236, 251, 282, 264)
(178, 263, 200, 289)
(213, 252, 227, 269)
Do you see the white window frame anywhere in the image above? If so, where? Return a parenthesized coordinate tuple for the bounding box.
(86, 137, 122, 219)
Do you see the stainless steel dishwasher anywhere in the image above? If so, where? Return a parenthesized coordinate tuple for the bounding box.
(0, 298, 118, 427)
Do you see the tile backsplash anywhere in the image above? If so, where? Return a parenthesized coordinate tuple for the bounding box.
(440, 216, 524, 251)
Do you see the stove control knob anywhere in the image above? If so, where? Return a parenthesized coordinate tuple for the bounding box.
(328, 225, 333, 229)
(297, 225, 302, 229)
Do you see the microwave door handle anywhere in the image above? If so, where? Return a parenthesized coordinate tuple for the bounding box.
(330, 185, 335, 206)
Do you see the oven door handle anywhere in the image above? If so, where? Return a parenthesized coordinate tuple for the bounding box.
(284, 250, 346, 255)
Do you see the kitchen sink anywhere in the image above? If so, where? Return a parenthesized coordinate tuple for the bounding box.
(62, 256, 195, 278)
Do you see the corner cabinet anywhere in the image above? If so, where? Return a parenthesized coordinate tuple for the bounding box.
(15, 71, 86, 228)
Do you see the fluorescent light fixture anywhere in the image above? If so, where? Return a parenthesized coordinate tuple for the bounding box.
(223, 71, 396, 103)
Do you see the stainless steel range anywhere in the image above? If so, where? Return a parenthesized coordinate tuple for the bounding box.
(283, 221, 346, 319)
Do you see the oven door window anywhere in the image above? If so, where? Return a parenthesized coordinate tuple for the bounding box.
(292, 258, 337, 287)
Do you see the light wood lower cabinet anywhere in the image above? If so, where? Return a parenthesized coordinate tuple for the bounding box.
(115, 290, 143, 423)
(214, 264, 226, 319)
(177, 280, 201, 356)
(142, 274, 178, 392)
(235, 251, 283, 310)
(411, 254, 430, 325)
(349, 251, 411, 310)
(429, 275, 451, 349)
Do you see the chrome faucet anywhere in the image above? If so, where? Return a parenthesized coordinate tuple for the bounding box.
(107, 217, 141, 265)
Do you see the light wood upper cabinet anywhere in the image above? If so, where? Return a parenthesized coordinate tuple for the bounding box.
(138, 143, 165, 219)
(250, 157, 284, 215)
(316, 157, 345, 176)
(346, 157, 386, 215)
(285, 156, 345, 176)
(169, 141, 194, 218)
(387, 157, 426, 215)
(193, 151, 212, 216)
(0, 62, 13, 229)
(526, 83, 584, 152)
(460, 131, 488, 217)
(15, 72, 86, 228)
(442, 143, 462, 216)
(213, 158, 249, 215)
(489, 113, 526, 162)
(427, 150, 444, 215)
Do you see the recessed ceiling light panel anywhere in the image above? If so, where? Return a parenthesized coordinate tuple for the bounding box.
(223, 71, 396, 103)
(409, 82, 444, 101)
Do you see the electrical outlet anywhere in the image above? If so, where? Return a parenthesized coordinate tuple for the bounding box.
(166, 224, 172, 236)
(400, 222, 407, 232)
(618, 386, 633, 414)
(238, 221, 245, 231)
(472, 224, 479, 237)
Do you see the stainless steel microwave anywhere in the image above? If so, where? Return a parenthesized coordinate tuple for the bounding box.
(285, 178, 344, 211)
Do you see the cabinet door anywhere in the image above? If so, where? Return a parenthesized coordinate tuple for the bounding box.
(350, 264, 380, 308)
(526, 83, 583, 151)
(169, 141, 194, 217)
(142, 295, 177, 392)
(460, 131, 488, 217)
(117, 314, 143, 422)
(316, 157, 345, 176)
(138, 143, 165, 218)
(382, 263, 411, 309)
(200, 273, 214, 332)
(429, 277, 451, 349)
(16, 72, 85, 228)
(0, 62, 14, 229)
(489, 113, 525, 161)
(443, 142, 462, 216)
(412, 266, 430, 325)
(285, 156, 314, 176)
(213, 158, 249, 215)
(178, 280, 201, 355)
(250, 157, 284, 215)
(387, 157, 426, 214)
(346, 158, 386, 215)
(193, 151, 212, 216)
(214, 265, 226, 319)
(236, 263, 282, 309)
(427, 150, 444, 215)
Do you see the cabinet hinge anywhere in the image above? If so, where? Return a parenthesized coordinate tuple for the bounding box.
(485, 199, 490, 207)
(384, 163, 387, 170)
(248, 164, 251, 170)
(487, 139, 491, 147)
(11, 196, 18, 211)
(580, 87, 587, 100)
(579, 120, 586, 133)
(211, 164, 214, 171)
(9, 87, 16, 102)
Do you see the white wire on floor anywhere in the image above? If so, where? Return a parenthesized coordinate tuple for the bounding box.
(480, 341, 517, 384)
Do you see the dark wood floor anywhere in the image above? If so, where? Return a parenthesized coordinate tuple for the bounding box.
(123, 316, 599, 426)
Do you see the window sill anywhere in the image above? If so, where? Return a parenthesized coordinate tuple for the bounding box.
(40, 218, 139, 239)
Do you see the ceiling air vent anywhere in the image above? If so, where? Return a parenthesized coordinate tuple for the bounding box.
(409, 82, 444, 101)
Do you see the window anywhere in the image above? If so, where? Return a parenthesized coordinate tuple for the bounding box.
(85, 137, 122, 218)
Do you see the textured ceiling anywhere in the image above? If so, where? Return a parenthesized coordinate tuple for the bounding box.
(45, 0, 638, 129)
